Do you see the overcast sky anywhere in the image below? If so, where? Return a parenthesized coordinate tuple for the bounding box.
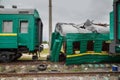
(0, 0, 113, 41)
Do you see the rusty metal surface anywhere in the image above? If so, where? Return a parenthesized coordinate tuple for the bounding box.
(0, 72, 119, 77)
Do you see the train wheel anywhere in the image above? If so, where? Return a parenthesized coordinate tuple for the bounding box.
(0, 52, 13, 63)
(13, 53, 22, 61)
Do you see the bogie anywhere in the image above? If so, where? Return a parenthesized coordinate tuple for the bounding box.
(0, 51, 14, 63)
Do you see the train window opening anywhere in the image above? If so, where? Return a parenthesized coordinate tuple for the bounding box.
(2, 20, 13, 33)
(87, 40, 94, 51)
(102, 41, 110, 52)
(20, 21, 28, 33)
(73, 41, 80, 54)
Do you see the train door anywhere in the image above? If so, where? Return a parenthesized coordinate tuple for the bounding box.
(18, 20, 29, 46)
(37, 18, 43, 45)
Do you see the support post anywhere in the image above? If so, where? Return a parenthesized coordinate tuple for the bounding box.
(49, 0, 52, 47)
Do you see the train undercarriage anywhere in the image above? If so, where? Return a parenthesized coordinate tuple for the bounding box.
(0, 46, 42, 62)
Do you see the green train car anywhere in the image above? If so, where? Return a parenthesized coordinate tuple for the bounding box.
(50, 0, 120, 65)
(109, 0, 120, 53)
(0, 8, 43, 62)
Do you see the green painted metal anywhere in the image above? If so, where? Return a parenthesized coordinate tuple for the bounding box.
(50, 32, 114, 64)
(50, 34, 63, 62)
(110, 12, 114, 40)
(94, 40, 103, 52)
(66, 33, 109, 41)
(50, 31, 120, 64)
(66, 33, 109, 55)
(115, 46, 120, 53)
(50, 32, 60, 50)
(110, 3, 120, 53)
(0, 36, 17, 48)
(80, 41, 88, 53)
(118, 4, 120, 40)
(0, 9, 40, 51)
(110, 4, 120, 40)
(66, 41, 73, 55)
(66, 55, 120, 65)
(50, 39, 60, 62)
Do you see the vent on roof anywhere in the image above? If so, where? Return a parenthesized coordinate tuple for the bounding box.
(19, 11, 29, 14)
(0, 5, 4, 8)
(12, 5, 17, 9)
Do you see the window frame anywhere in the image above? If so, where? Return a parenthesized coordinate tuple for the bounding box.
(19, 20, 28, 33)
(2, 20, 13, 33)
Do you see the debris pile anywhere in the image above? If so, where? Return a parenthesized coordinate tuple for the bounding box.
(55, 19, 109, 36)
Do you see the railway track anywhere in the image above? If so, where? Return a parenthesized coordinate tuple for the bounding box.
(0, 60, 119, 65)
(0, 61, 119, 80)
(0, 72, 120, 77)
(0, 60, 48, 65)
(0, 60, 120, 78)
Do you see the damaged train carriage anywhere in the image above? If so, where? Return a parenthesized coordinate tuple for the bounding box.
(0, 8, 43, 62)
(50, 21, 120, 65)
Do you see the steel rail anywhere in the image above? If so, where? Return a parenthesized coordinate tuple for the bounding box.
(0, 72, 119, 77)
